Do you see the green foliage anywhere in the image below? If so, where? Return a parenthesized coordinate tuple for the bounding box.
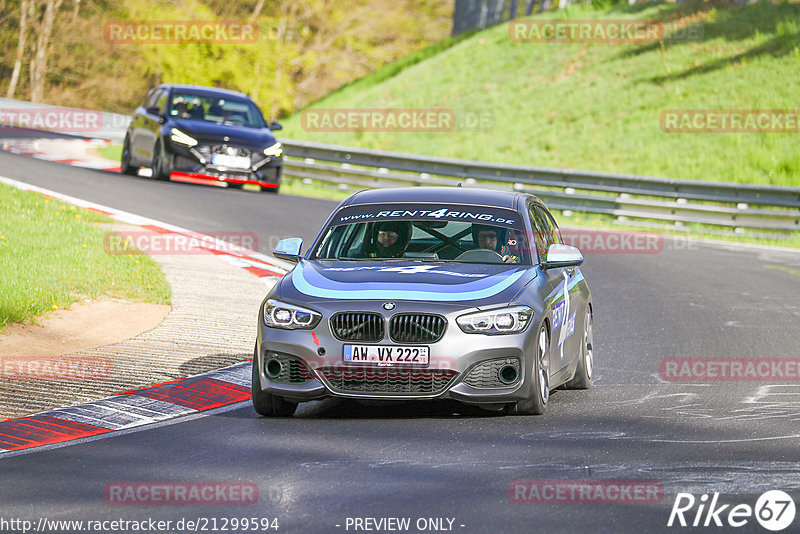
(281, 1, 800, 186)
(0, 184, 171, 330)
(0, 0, 451, 117)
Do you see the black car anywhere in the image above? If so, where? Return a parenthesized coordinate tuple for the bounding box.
(121, 84, 284, 192)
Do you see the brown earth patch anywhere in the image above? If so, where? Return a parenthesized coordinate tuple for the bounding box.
(0, 297, 170, 358)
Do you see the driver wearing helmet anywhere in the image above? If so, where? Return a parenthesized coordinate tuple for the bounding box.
(171, 96, 191, 119)
(472, 224, 518, 263)
(365, 221, 412, 258)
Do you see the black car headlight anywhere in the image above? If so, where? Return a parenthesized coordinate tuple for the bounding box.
(263, 299, 321, 330)
(263, 142, 283, 158)
(456, 305, 533, 335)
(170, 128, 198, 147)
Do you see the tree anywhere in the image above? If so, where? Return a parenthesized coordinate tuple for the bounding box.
(29, 0, 65, 102)
(6, 0, 32, 99)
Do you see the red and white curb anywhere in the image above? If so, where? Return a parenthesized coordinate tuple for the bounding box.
(1, 137, 121, 172)
(0, 363, 252, 453)
(0, 175, 293, 454)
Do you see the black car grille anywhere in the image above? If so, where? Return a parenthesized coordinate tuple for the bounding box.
(389, 314, 446, 343)
(195, 144, 258, 166)
(318, 367, 457, 395)
(330, 313, 384, 342)
(209, 145, 251, 157)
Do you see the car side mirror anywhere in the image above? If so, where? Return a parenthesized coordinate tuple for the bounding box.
(146, 107, 166, 123)
(542, 243, 583, 269)
(269, 121, 283, 131)
(273, 237, 303, 262)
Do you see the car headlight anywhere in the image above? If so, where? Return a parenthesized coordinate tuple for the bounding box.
(263, 299, 321, 330)
(170, 128, 198, 147)
(263, 142, 283, 158)
(456, 305, 533, 335)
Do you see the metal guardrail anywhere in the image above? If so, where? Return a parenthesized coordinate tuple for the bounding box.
(0, 97, 131, 142)
(281, 140, 800, 236)
(1, 97, 798, 236)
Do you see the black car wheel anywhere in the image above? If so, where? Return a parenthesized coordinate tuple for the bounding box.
(151, 141, 170, 181)
(565, 305, 593, 390)
(509, 323, 549, 415)
(251, 343, 298, 417)
(120, 136, 139, 176)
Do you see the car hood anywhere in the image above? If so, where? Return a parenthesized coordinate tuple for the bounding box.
(171, 118, 276, 146)
(276, 260, 537, 307)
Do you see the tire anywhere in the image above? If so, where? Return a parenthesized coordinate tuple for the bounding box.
(120, 136, 139, 176)
(151, 141, 170, 181)
(565, 306, 593, 390)
(251, 343, 298, 417)
(509, 323, 550, 415)
(260, 166, 281, 193)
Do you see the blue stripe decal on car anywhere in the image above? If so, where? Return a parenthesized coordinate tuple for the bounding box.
(545, 271, 585, 305)
(292, 265, 528, 301)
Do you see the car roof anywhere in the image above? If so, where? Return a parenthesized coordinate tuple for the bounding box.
(343, 187, 539, 211)
(157, 84, 251, 100)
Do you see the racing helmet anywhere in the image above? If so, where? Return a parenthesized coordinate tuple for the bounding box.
(371, 220, 412, 257)
(472, 224, 507, 253)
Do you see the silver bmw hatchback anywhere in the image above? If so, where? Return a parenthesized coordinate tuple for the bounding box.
(253, 187, 593, 416)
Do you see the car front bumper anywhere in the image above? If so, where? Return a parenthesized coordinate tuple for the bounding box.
(166, 141, 282, 189)
(255, 303, 541, 405)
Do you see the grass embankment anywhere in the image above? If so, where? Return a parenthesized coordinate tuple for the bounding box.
(280, 0, 800, 186)
(0, 183, 170, 331)
(97, 144, 122, 162)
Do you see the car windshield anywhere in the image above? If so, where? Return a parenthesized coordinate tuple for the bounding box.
(168, 92, 266, 128)
(313, 204, 531, 264)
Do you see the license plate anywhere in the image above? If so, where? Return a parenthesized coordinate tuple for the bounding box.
(343, 345, 429, 367)
(211, 154, 250, 169)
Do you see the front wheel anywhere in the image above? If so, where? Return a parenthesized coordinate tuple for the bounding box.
(565, 306, 593, 390)
(151, 141, 170, 181)
(509, 323, 550, 415)
(251, 344, 297, 417)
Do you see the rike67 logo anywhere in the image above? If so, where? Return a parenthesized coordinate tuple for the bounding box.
(668, 491, 796, 531)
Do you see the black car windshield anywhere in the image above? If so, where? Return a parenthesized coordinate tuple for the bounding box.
(313, 204, 531, 265)
(168, 92, 266, 128)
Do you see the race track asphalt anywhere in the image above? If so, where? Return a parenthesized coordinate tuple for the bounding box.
(2, 134, 800, 534)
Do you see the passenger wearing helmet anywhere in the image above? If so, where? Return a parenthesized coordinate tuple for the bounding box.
(365, 221, 412, 258)
(472, 224, 518, 263)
